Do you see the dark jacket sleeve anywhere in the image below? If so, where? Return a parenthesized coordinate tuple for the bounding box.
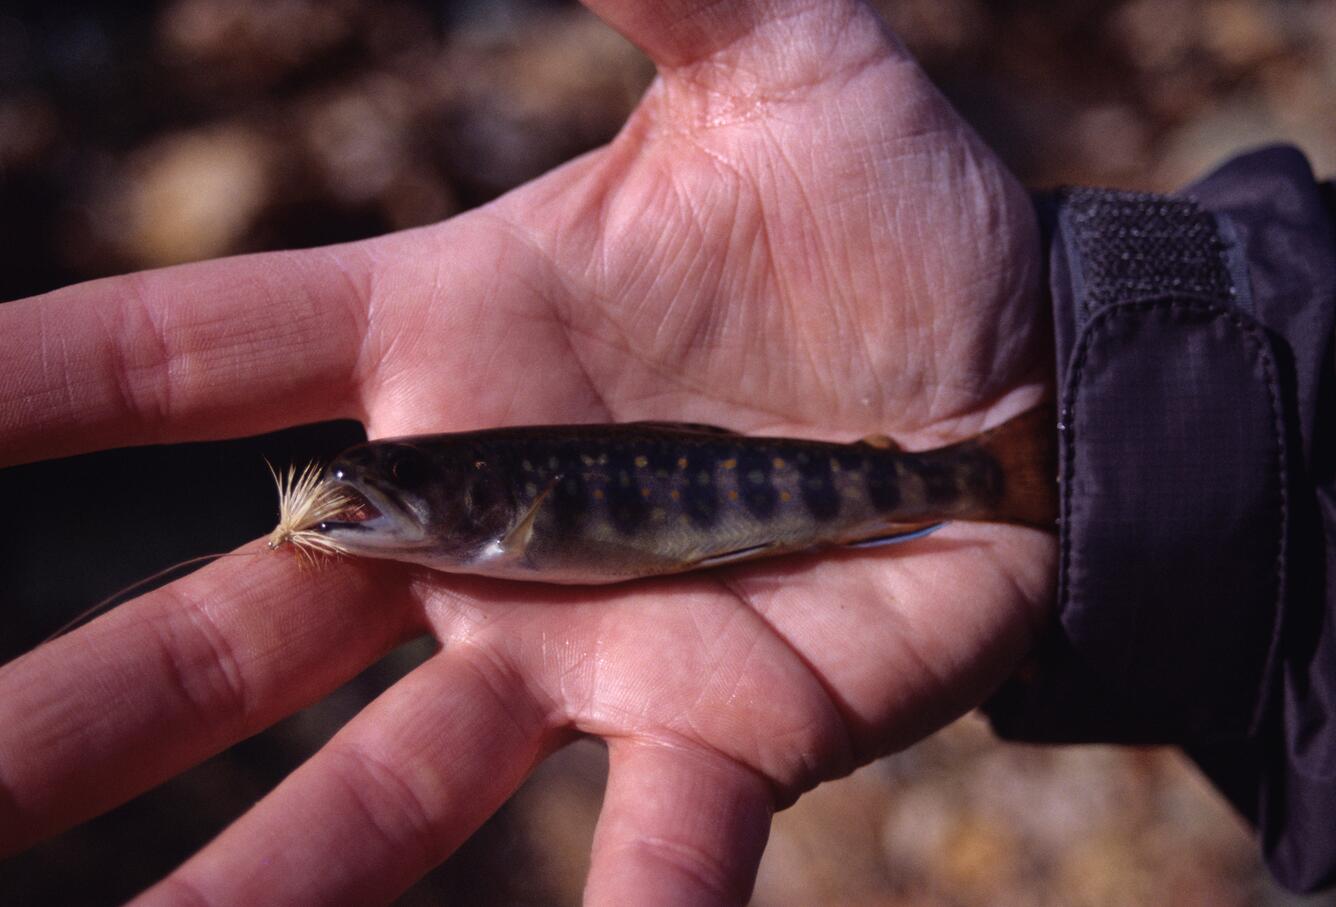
(984, 145, 1336, 892)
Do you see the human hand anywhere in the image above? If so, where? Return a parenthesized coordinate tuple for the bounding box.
(0, 1, 1055, 903)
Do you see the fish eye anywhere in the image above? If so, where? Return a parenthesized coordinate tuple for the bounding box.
(387, 447, 428, 487)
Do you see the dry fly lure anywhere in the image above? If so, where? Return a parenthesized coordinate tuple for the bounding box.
(263, 405, 1057, 584)
(266, 461, 360, 562)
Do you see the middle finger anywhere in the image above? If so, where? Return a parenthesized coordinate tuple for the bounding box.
(0, 546, 417, 856)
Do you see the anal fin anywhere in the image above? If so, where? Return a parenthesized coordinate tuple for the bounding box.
(690, 522, 945, 572)
(843, 521, 946, 549)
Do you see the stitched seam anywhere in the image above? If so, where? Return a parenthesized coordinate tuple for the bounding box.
(1060, 297, 1286, 739)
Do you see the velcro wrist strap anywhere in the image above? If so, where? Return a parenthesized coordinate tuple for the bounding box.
(1061, 188, 1243, 313)
(991, 187, 1286, 745)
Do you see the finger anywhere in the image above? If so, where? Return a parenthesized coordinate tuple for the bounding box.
(133, 644, 552, 906)
(0, 547, 415, 855)
(585, 739, 772, 907)
(0, 246, 376, 467)
(581, 0, 900, 75)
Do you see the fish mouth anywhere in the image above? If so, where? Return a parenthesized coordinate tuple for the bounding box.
(316, 479, 430, 550)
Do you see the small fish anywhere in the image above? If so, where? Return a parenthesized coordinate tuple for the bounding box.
(272, 405, 1057, 584)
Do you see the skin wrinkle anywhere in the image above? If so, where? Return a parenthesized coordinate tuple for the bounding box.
(544, 629, 597, 712)
(283, 253, 369, 422)
(662, 0, 868, 112)
(315, 245, 377, 423)
(385, 212, 617, 431)
(168, 588, 254, 746)
(455, 640, 561, 741)
(34, 303, 68, 434)
(697, 623, 824, 782)
(707, 578, 853, 798)
(324, 742, 440, 873)
(621, 833, 738, 902)
(676, 605, 755, 728)
(608, 170, 703, 347)
(591, 740, 767, 902)
(102, 281, 175, 441)
(749, 126, 863, 396)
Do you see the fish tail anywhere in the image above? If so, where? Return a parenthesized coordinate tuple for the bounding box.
(972, 403, 1058, 529)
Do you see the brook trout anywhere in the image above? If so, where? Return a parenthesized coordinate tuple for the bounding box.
(302, 405, 1056, 583)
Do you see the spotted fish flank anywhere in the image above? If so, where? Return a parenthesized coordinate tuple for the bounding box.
(736, 446, 777, 520)
(681, 448, 720, 528)
(309, 406, 1057, 584)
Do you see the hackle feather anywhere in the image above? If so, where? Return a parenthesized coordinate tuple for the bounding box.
(267, 461, 356, 563)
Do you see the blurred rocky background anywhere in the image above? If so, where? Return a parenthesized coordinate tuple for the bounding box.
(2, 0, 1335, 904)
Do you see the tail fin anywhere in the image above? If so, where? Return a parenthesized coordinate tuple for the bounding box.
(972, 403, 1058, 530)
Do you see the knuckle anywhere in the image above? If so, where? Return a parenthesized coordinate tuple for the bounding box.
(152, 591, 251, 741)
(104, 280, 175, 437)
(624, 834, 738, 902)
(324, 744, 439, 870)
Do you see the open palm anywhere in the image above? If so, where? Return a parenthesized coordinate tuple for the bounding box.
(0, 1, 1056, 904)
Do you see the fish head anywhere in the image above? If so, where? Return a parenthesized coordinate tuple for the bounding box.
(314, 439, 516, 563)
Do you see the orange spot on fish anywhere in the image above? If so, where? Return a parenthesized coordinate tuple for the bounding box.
(677, 457, 688, 469)
(641, 487, 652, 498)
(593, 489, 605, 500)
(728, 490, 739, 501)
(780, 490, 792, 502)
(669, 489, 680, 501)
(722, 458, 737, 469)
(773, 457, 786, 469)
(635, 455, 648, 468)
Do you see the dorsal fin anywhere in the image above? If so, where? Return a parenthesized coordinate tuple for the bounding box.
(626, 420, 740, 436)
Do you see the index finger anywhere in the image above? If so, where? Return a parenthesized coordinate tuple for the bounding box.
(0, 244, 372, 468)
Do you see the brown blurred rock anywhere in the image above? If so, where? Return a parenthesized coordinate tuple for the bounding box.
(432, 9, 653, 198)
(871, 0, 988, 62)
(303, 76, 416, 206)
(0, 95, 58, 170)
(1201, 0, 1289, 68)
(110, 125, 272, 267)
(158, 0, 355, 94)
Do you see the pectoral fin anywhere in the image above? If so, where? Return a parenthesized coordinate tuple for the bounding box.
(499, 479, 559, 554)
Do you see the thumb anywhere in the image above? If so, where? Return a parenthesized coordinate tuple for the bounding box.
(580, 0, 908, 84)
